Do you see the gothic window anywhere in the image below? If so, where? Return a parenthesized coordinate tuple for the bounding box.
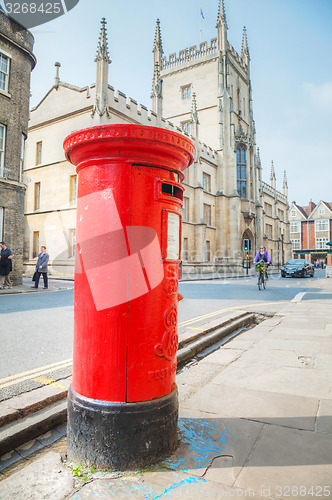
(69, 175, 77, 205)
(36, 141, 42, 165)
(0, 51, 10, 93)
(236, 145, 246, 198)
(205, 240, 211, 262)
(182, 197, 189, 221)
(202, 172, 211, 192)
(32, 231, 39, 258)
(181, 85, 191, 99)
(68, 229, 76, 258)
(34, 182, 41, 211)
(183, 237, 189, 260)
(181, 121, 191, 134)
(203, 203, 211, 225)
(266, 223, 273, 239)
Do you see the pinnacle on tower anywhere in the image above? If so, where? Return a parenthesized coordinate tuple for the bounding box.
(92, 18, 111, 118)
(283, 170, 288, 188)
(151, 61, 162, 97)
(283, 171, 288, 197)
(270, 161, 276, 180)
(95, 17, 111, 64)
(191, 92, 198, 123)
(216, 0, 228, 28)
(241, 26, 250, 58)
(153, 19, 163, 54)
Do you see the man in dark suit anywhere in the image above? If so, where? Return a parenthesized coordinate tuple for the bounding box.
(32, 246, 49, 289)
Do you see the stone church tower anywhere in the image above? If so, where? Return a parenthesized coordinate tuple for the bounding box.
(150, 0, 287, 271)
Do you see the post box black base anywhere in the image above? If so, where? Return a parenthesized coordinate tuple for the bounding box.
(67, 386, 179, 470)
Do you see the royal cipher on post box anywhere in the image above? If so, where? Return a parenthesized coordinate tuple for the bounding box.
(63, 124, 195, 470)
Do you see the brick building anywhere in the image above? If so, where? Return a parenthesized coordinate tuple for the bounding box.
(0, 10, 36, 284)
(289, 199, 332, 266)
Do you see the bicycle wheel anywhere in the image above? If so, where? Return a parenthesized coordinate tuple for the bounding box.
(263, 275, 266, 289)
(257, 273, 262, 290)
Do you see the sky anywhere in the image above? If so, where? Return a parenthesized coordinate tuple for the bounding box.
(26, 0, 332, 207)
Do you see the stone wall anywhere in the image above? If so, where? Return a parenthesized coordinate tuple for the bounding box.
(0, 11, 35, 284)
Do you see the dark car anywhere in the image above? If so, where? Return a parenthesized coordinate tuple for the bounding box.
(281, 259, 315, 278)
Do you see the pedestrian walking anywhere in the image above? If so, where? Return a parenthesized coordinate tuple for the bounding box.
(32, 246, 49, 289)
(0, 242, 13, 289)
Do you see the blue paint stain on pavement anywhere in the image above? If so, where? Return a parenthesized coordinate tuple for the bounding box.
(165, 415, 231, 472)
(149, 476, 207, 499)
(80, 415, 231, 498)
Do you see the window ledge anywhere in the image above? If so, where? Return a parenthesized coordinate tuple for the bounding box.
(0, 89, 11, 99)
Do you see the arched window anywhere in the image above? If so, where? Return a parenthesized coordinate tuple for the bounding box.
(237, 145, 246, 198)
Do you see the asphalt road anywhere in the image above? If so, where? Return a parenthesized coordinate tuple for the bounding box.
(0, 270, 326, 402)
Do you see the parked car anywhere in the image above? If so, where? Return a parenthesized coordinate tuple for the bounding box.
(281, 259, 315, 278)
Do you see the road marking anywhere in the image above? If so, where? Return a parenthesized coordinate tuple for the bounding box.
(33, 376, 66, 389)
(291, 292, 307, 303)
(179, 300, 290, 328)
(0, 359, 73, 389)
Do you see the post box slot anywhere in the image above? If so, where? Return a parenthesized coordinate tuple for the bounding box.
(161, 183, 183, 201)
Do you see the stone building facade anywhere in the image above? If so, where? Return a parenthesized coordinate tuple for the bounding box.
(24, 3, 291, 276)
(152, 2, 291, 273)
(0, 11, 36, 284)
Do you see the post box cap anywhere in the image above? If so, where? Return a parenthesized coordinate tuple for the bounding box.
(63, 124, 196, 174)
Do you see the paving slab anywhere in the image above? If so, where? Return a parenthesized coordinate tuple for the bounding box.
(176, 362, 225, 402)
(316, 399, 332, 435)
(0, 451, 74, 500)
(238, 346, 312, 369)
(314, 354, 332, 370)
(197, 347, 245, 365)
(182, 384, 319, 431)
(251, 338, 322, 356)
(69, 470, 264, 500)
(164, 410, 263, 488)
(235, 424, 332, 495)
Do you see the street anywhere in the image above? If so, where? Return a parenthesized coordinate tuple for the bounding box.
(0, 270, 327, 402)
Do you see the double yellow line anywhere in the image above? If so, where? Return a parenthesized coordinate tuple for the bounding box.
(178, 306, 246, 327)
(0, 358, 72, 390)
(1, 300, 287, 391)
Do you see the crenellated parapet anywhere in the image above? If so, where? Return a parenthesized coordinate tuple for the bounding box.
(227, 42, 248, 75)
(162, 38, 218, 70)
(261, 180, 287, 204)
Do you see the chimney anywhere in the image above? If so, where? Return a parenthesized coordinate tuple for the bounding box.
(308, 198, 316, 213)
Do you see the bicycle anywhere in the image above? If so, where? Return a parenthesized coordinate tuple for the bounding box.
(255, 260, 267, 290)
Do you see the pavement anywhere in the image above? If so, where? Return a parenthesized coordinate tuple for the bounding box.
(0, 266, 272, 295)
(0, 275, 331, 499)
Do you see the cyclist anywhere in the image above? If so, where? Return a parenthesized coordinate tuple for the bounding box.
(254, 246, 272, 279)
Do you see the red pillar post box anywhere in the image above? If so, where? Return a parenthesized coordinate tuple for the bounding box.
(63, 124, 195, 469)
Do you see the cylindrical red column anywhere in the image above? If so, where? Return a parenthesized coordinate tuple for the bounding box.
(63, 124, 195, 469)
